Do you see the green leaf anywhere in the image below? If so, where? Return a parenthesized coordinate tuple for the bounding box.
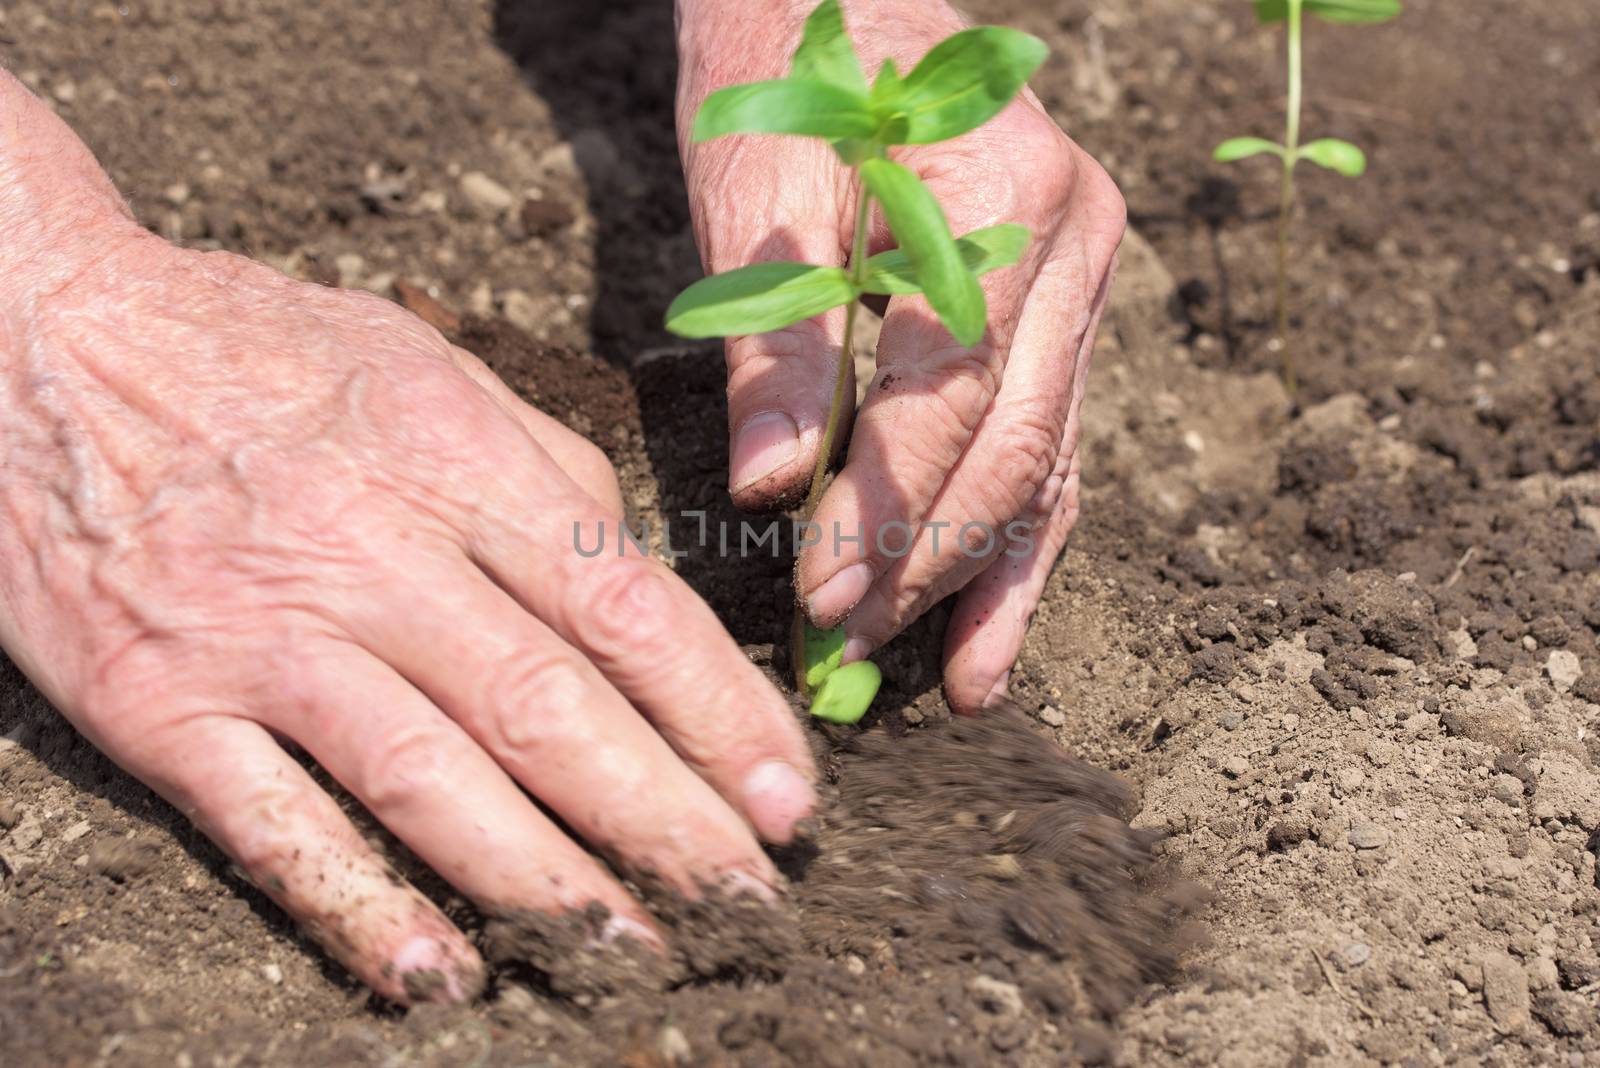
(863, 223, 1029, 296)
(803, 622, 846, 691)
(1298, 138, 1367, 176)
(860, 159, 985, 346)
(693, 79, 877, 143)
(1255, 0, 1402, 24)
(789, 0, 867, 95)
(891, 27, 1048, 145)
(869, 57, 904, 110)
(810, 661, 882, 725)
(1213, 136, 1285, 162)
(665, 263, 857, 338)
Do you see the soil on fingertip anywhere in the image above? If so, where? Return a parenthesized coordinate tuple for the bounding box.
(5, 0, 1600, 1065)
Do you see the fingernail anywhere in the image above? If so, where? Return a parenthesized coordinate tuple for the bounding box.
(841, 637, 873, 664)
(981, 670, 1012, 710)
(1026, 473, 1064, 519)
(742, 760, 816, 844)
(395, 935, 476, 1004)
(599, 914, 662, 949)
(806, 562, 875, 623)
(721, 869, 779, 902)
(730, 411, 799, 492)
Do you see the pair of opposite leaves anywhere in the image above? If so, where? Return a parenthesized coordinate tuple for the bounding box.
(1216, 0, 1403, 177)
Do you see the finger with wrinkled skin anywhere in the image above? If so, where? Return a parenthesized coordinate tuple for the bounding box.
(256, 641, 661, 946)
(943, 444, 1081, 716)
(840, 239, 1115, 662)
(349, 546, 784, 893)
(940, 251, 1110, 715)
(117, 714, 485, 1005)
(457, 440, 819, 846)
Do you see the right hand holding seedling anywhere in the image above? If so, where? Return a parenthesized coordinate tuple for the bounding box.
(675, 0, 1127, 715)
(0, 70, 817, 1006)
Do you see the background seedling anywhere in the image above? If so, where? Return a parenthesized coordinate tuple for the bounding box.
(1214, 0, 1401, 393)
(665, 0, 1044, 724)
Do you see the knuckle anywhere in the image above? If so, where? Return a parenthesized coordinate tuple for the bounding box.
(1072, 151, 1127, 243)
(883, 577, 935, 636)
(577, 560, 680, 660)
(904, 347, 1001, 444)
(481, 651, 592, 762)
(990, 415, 1060, 502)
(725, 318, 833, 377)
(375, 360, 523, 466)
(555, 435, 620, 505)
(363, 725, 460, 813)
(223, 779, 320, 879)
(1014, 140, 1077, 212)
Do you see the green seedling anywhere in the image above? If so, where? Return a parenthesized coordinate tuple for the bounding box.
(1214, 0, 1401, 393)
(665, 0, 1044, 725)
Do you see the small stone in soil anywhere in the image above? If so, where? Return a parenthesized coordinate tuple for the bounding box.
(983, 854, 1023, 880)
(1349, 819, 1390, 850)
(88, 837, 160, 881)
(1339, 942, 1372, 968)
(1481, 951, 1531, 1031)
(1336, 767, 1365, 793)
(501, 289, 541, 332)
(520, 197, 576, 238)
(1221, 755, 1250, 778)
(0, 799, 16, 829)
(1490, 774, 1524, 807)
(657, 1025, 692, 1065)
(1219, 712, 1242, 731)
(967, 975, 1024, 1018)
(1267, 820, 1311, 851)
(1546, 650, 1581, 693)
(1038, 705, 1066, 727)
(458, 170, 514, 216)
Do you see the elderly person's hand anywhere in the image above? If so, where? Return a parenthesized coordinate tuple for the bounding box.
(676, 0, 1125, 713)
(0, 70, 815, 1004)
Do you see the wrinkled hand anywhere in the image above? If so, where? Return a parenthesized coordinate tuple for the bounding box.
(0, 223, 816, 1002)
(677, 0, 1125, 713)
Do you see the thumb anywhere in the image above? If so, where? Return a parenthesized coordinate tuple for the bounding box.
(681, 129, 855, 510)
(724, 302, 852, 512)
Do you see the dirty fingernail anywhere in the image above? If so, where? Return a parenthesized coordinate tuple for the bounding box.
(721, 868, 780, 902)
(599, 914, 663, 950)
(394, 935, 480, 1004)
(730, 411, 799, 492)
(841, 637, 873, 664)
(742, 760, 816, 844)
(806, 562, 875, 624)
(981, 670, 1012, 710)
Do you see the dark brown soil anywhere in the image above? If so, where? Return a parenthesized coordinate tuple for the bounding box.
(5, 0, 1600, 1065)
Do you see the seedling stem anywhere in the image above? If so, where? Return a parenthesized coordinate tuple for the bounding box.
(1276, 0, 1303, 393)
(793, 191, 873, 697)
